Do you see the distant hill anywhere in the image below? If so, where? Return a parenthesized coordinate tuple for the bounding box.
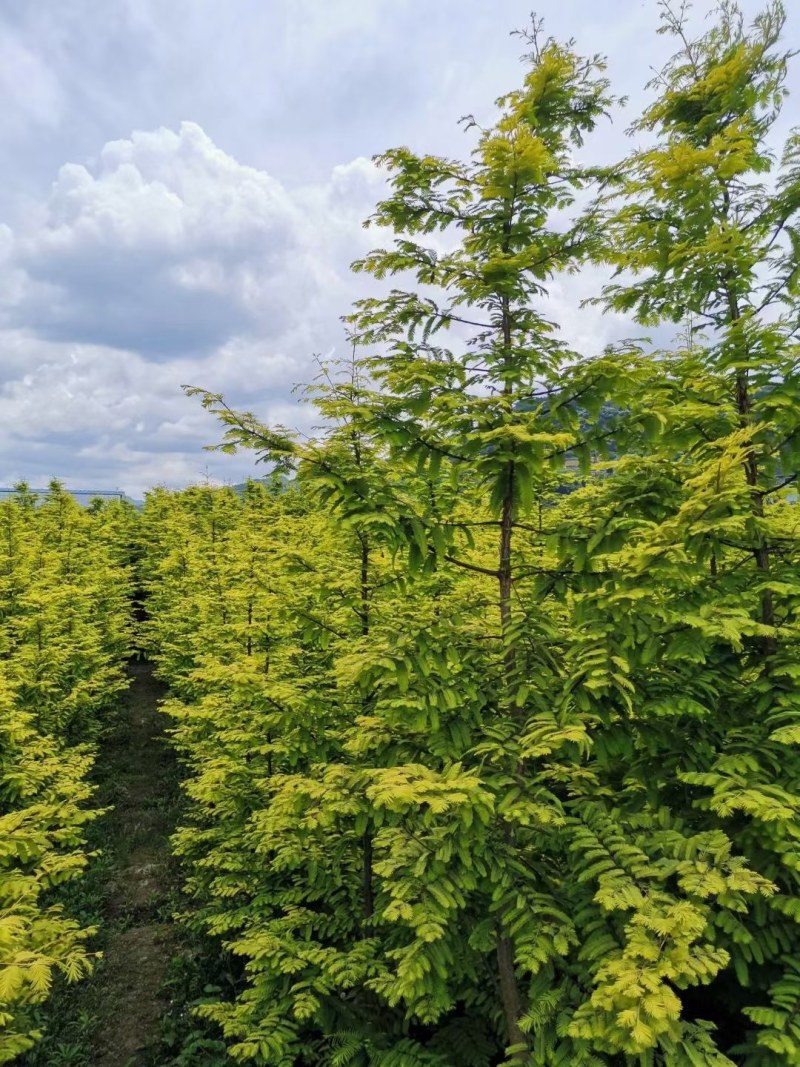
(231, 475, 292, 495)
(0, 486, 141, 508)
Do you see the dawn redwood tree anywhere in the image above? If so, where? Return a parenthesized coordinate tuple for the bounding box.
(179, 8, 800, 1064)
(0, 486, 135, 1061)
(145, 403, 471, 1063)
(0, 484, 132, 741)
(599, 0, 800, 633)
(187, 30, 647, 1065)
(582, 1, 800, 1059)
(0, 670, 99, 1064)
(342, 29, 630, 1061)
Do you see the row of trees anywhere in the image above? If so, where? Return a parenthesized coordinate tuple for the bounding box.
(142, 2, 799, 1064)
(0, 486, 135, 1063)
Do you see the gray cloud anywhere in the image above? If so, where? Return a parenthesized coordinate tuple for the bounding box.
(0, 123, 386, 493)
(0, 0, 796, 494)
(11, 124, 310, 354)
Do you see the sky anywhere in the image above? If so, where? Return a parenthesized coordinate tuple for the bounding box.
(0, 0, 797, 495)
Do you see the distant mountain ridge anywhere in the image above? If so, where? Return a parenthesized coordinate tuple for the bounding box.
(0, 486, 141, 508)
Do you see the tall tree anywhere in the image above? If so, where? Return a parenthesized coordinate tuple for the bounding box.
(344, 27, 626, 1061)
(179, 6, 800, 1064)
(187, 28, 638, 1065)
(600, 0, 800, 634)
(590, 2, 800, 1059)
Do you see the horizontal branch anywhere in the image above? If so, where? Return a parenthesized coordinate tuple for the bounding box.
(444, 553, 500, 578)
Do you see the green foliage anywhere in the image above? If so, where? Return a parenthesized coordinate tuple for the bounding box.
(146, 4, 800, 1065)
(0, 487, 134, 1062)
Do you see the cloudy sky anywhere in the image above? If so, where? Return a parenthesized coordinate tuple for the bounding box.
(0, 0, 797, 494)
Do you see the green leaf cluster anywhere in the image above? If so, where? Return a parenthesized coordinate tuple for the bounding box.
(0, 485, 136, 1062)
(147, 5, 800, 1065)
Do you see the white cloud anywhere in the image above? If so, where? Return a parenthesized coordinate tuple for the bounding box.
(0, 115, 641, 494)
(2, 0, 790, 494)
(0, 124, 387, 493)
(12, 123, 314, 354)
(0, 335, 312, 494)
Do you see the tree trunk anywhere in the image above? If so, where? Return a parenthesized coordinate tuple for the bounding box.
(726, 285, 775, 645)
(497, 932, 527, 1057)
(359, 530, 374, 927)
(493, 293, 529, 1061)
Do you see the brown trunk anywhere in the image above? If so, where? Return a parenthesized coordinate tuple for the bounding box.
(727, 286, 775, 643)
(719, 176, 773, 637)
(358, 530, 374, 926)
(246, 550, 255, 657)
(362, 828, 374, 925)
(499, 294, 518, 690)
(359, 532, 370, 639)
(497, 932, 527, 1058)
(493, 294, 529, 1060)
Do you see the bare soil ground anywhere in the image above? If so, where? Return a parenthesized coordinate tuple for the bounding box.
(22, 660, 180, 1067)
(91, 660, 178, 1067)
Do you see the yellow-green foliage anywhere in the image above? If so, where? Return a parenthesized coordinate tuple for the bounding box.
(0, 676, 98, 1064)
(0, 485, 135, 1061)
(144, 5, 800, 1065)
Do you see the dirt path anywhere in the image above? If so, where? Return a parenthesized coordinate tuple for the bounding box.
(90, 660, 178, 1067)
(24, 660, 180, 1067)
